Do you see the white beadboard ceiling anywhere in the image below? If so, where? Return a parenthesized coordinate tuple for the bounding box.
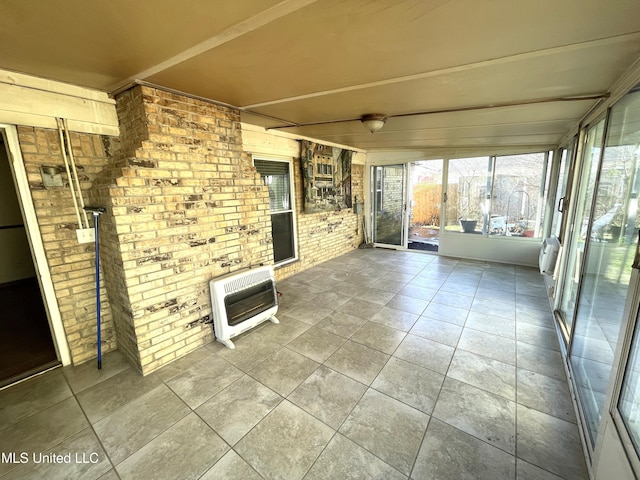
(1, 0, 639, 152)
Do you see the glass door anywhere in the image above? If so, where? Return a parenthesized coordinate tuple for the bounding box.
(596, 242, 640, 479)
(408, 160, 443, 252)
(614, 286, 640, 477)
(570, 85, 640, 452)
(373, 164, 406, 247)
(556, 119, 606, 342)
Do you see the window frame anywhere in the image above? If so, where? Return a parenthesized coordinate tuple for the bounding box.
(443, 151, 551, 240)
(253, 156, 298, 267)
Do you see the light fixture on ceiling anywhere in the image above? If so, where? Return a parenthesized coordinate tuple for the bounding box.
(361, 114, 386, 133)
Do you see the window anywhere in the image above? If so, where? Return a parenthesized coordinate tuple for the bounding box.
(490, 153, 549, 238)
(254, 159, 297, 265)
(446, 156, 492, 234)
(445, 153, 550, 238)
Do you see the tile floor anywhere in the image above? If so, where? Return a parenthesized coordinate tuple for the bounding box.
(0, 249, 589, 479)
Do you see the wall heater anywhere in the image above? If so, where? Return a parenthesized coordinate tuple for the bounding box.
(209, 265, 279, 349)
(539, 237, 560, 275)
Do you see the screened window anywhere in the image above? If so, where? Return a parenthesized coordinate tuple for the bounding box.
(254, 159, 296, 264)
(490, 153, 549, 238)
(446, 153, 551, 238)
(446, 157, 492, 234)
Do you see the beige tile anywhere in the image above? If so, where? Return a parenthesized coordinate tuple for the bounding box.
(200, 450, 262, 480)
(289, 365, 367, 429)
(0, 369, 72, 426)
(350, 322, 406, 355)
(324, 341, 389, 385)
(197, 375, 281, 445)
(517, 405, 588, 479)
(287, 327, 346, 363)
(0, 397, 89, 477)
(165, 355, 243, 409)
(340, 389, 428, 476)
(433, 377, 516, 454)
(248, 347, 319, 396)
(393, 334, 454, 374)
(372, 357, 444, 414)
(116, 413, 228, 480)
(305, 433, 406, 480)
(235, 401, 334, 480)
(5, 428, 111, 480)
(62, 350, 132, 393)
(410, 317, 462, 347)
(76, 369, 162, 423)
(93, 384, 190, 465)
(458, 328, 516, 365)
(413, 418, 515, 480)
(316, 311, 368, 338)
(370, 306, 419, 332)
(447, 349, 516, 401)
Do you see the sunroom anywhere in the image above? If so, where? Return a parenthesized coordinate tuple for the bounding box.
(1, 1, 640, 479)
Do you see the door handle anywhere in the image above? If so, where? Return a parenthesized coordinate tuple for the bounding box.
(633, 230, 640, 270)
(558, 196, 566, 213)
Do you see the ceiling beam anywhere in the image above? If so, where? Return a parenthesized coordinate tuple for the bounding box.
(243, 32, 640, 110)
(264, 93, 609, 130)
(307, 119, 581, 137)
(109, 0, 321, 93)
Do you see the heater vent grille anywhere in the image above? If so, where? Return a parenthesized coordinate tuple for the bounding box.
(223, 268, 273, 296)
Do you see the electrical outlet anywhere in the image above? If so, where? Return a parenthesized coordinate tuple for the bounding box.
(76, 228, 95, 244)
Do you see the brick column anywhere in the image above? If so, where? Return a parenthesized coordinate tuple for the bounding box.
(100, 85, 272, 374)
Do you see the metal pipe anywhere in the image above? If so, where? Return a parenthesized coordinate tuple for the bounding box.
(94, 212, 101, 369)
(62, 118, 89, 228)
(56, 118, 83, 228)
(84, 206, 105, 369)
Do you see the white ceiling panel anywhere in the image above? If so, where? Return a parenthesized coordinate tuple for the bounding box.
(248, 36, 640, 125)
(0, 0, 639, 151)
(146, 0, 640, 106)
(0, 0, 285, 89)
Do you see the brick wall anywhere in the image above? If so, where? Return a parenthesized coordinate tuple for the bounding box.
(102, 85, 273, 374)
(274, 159, 364, 280)
(381, 166, 404, 214)
(17, 126, 115, 365)
(241, 125, 366, 281)
(13, 87, 365, 374)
